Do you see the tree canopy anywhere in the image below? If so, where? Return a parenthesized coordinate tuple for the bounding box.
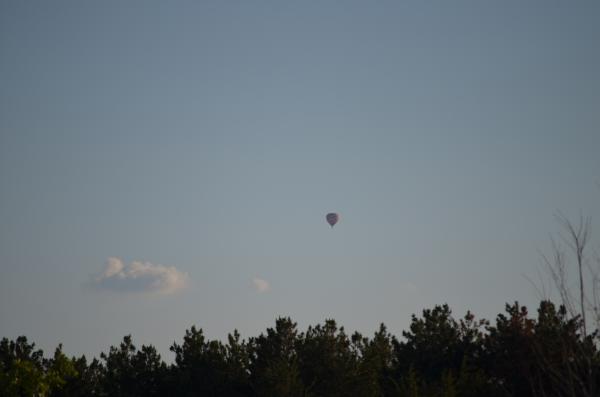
(1, 300, 598, 397)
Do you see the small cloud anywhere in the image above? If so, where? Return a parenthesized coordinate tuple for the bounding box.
(252, 277, 270, 293)
(92, 257, 189, 294)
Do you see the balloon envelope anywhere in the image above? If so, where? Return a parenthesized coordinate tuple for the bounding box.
(326, 213, 339, 227)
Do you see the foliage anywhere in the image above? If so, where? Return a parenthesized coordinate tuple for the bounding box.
(1, 301, 598, 397)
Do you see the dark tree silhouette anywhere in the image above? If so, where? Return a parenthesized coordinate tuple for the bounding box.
(2, 301, 598, 397)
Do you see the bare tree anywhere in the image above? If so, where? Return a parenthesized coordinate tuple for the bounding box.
(531, 212, 599, 397)
(541, 212, 598, 336)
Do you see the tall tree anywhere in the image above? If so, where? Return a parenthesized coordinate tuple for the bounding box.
(44, 345, 77, 396)
(0, 336, 47, 396)
(100, 335, 166, 397)
(248, 317, 305, 396)
(171, 325, 250, 396)
(296, 319, 357, 397)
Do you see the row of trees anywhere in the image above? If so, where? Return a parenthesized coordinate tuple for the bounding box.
(1, 300, 598, 397)
(3, 213, 598, 396)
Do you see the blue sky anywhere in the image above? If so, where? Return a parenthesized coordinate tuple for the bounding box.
(1, 1, 599, 360)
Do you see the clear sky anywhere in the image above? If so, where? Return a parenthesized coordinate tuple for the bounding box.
(1, 1, 599, 361)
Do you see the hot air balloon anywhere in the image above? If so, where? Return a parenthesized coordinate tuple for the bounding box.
(326, 213, 339, 228)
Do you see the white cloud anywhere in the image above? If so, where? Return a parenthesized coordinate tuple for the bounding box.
(103, 257, 124, 278)
(92, 257, 189, 294)
(252, 277, 270, 293)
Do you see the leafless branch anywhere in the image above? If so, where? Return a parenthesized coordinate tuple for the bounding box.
(554, 212, 591, 337)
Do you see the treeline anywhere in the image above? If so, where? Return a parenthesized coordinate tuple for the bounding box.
(1, 301, 598, 397)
